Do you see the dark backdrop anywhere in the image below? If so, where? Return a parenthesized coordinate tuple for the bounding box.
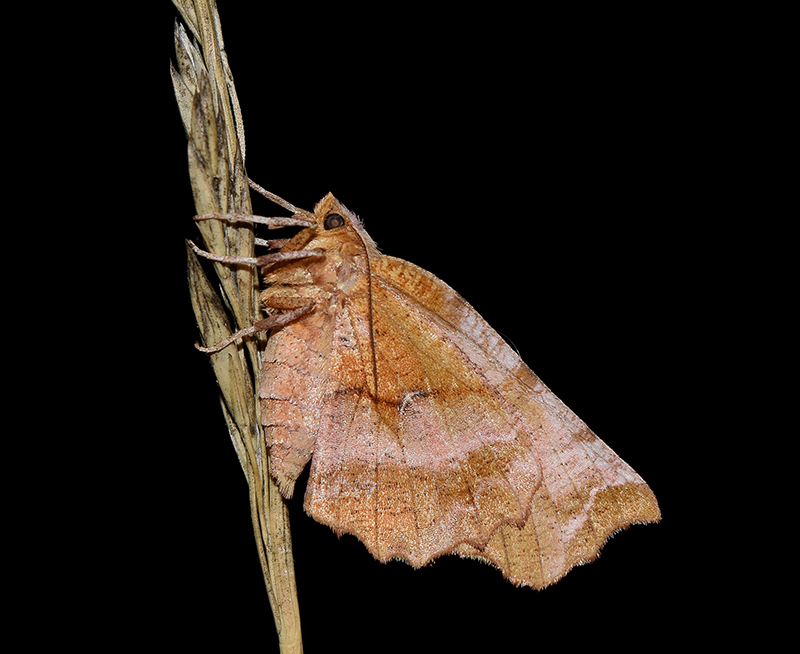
(126, 3, 712, 651)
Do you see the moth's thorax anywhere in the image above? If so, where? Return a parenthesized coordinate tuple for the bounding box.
(313, 236, 370, 296)
(264, 230, 369, 286)
(260, 216, 374, 312)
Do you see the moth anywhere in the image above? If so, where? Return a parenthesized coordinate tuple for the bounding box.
(191, 180, 660, 589)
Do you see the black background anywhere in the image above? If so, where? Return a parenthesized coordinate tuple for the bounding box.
(113, 3, 725, 650)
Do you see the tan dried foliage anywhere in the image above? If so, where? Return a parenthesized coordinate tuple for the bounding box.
(170, 2, 302, 652)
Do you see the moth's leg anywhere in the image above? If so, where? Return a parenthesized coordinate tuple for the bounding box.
(188, 186, 320, 353)
(247, 179, 310, 218)
(193, 212, 313, 229)
(195, 304, 315, 353)
(189, 240, 323, 352)
(254, 237, 289, 250)
(188, 240, 323, 267)
(261, 286, 331, 311)
(194, 180, 315, 228)
(194, 183, 316, 253)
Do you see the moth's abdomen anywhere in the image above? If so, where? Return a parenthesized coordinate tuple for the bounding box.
(260, 311, 332, 498)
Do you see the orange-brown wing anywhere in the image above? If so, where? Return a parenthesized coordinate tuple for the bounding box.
(301, 257, 547, 568)
(367, 256, 660, 586)
(261, 253, 659, 581)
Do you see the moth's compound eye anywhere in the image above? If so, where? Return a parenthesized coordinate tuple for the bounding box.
(324, 213, 345, 230)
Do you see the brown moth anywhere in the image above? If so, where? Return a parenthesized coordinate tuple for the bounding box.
(192, 181, 660, 589)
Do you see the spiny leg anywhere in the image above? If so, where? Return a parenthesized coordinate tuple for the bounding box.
(193, 212, 314, 229)
(190, 182, 318, 353)
(187, 240, 323, 267)
(247, 179, 309, 217)
(254, 237, 289, 249)
(195, 305, 315, 353)
(192, 180, 314, 229)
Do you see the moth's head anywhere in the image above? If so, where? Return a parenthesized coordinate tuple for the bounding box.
(302, 192, 379, 256)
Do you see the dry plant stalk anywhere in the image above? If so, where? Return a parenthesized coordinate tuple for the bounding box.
(170, 1, 302, 651)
